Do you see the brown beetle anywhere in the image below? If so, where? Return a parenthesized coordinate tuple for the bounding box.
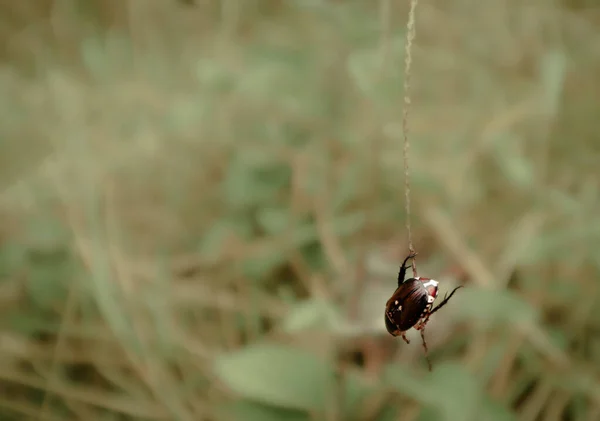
(385, 252, 462, 369)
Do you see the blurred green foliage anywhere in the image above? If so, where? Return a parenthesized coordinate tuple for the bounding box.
(0, 0, 599, 420)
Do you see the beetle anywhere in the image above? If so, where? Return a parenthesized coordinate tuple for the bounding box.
(385, 251, 462, 369)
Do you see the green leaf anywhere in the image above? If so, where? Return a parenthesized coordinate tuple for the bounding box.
(332, 165, 363, 212)
(214, 343, 335, 411)
(539, 50, 567, 116)
(479, 397, 518, 421)
(26, 248, 73, 309)
(346, 35, 405, 103)
(491, 135, 534, 190)
(478, 341, 512, 384)
(23, 217, 74, 309)
(0, 243, 26, 279)
(376, 405, 397, 421)
(417, 406, 444, 421)
(195, 60, 235, 94)
(257, 207, 290, 235)
(199, 218, 254, 262)
(222, 154, 290, 210)
(452, 287, 538, 326)
(347, 48, 380, 97)
(6, 311, 60, 335)
(222, 401, 309, 421)
(282, 298, 344, 333)
(385, 363, 481, 421)
(343, 370, 381, 417)
(425, 364, 481, 421)
(383, 363, 429, 402)
(239, 252, 287, 281)
(546, 327, 569, 352)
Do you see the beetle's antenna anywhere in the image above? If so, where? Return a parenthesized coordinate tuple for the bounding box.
(420, 329, 432, 371)
(402, 0, 419, 278)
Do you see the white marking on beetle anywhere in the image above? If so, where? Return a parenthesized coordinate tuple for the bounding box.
(394, 300, 398, 305)
(421, 279, 439, 301)
(421, 279, 439, 289)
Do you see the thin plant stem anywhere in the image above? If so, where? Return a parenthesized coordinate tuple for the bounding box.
(403, 0, 419, 277)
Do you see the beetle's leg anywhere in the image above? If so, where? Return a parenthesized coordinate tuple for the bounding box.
(414, 313, 430, 331)
(429, 285, 463, 316)
(397, 251, 418, 286)
(420, 329, 433, 371)
(401, 332, 410, 344)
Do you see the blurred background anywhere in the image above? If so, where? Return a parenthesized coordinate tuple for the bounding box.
(1, 0, 599, 420)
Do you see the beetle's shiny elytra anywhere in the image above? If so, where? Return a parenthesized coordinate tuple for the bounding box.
(385, 252, 462, 345)
(385, 277, 438, 335)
